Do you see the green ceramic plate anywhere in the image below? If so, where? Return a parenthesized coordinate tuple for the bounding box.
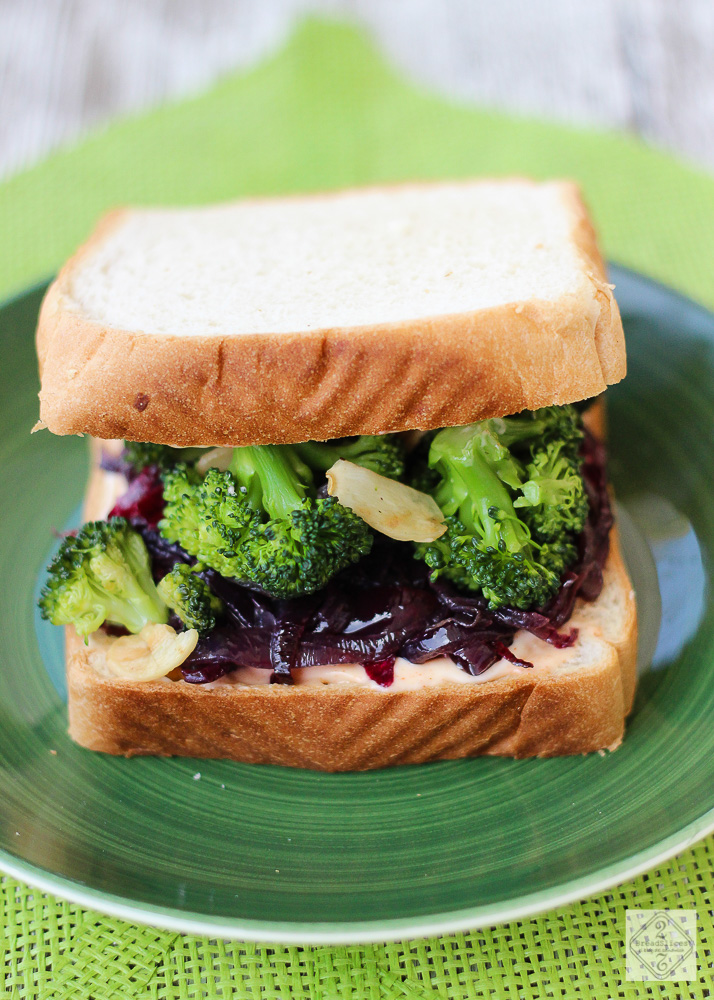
(1, 266, 712, 944)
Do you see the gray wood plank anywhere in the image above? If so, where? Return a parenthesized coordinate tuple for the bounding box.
(1, 0, 713, 179)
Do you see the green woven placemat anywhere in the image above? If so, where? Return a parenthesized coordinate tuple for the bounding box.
(2, 17, 714, 998)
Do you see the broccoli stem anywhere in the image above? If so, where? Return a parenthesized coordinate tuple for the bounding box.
(488, 414, 548, 449)
(230, 445, 311, 520)
(294, 435, 405, 479)
(292, 440, 338, 472)
(431, 426, 531, 554)
(89, 577, 160, 633)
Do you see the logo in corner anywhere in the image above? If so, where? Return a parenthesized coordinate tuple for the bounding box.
(626, 909, 697, 981)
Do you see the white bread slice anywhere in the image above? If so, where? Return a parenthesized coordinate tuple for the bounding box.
(63, 429, 638, 769)
(36, 180, 625, 447)
(573, 549, 638, 714)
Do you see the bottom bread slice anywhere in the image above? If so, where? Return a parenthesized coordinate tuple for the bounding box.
(65, 533, 637, 768)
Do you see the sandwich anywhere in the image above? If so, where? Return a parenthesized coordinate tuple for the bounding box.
(36, 179, 637, 770)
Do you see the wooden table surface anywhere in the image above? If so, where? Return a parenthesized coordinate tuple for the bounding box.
(2, 0, 714, 180)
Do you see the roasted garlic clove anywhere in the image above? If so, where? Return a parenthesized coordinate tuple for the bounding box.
(196, 447, 234, 475)
(326, 459, 446, 543)
(106, 623, 198, 681)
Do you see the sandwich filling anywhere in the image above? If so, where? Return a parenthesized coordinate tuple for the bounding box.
(40, 405, 613, 686)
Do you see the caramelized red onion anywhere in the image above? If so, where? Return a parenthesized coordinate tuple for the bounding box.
(109, 465, 164, 528)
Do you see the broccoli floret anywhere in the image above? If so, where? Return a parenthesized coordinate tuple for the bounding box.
(159, 446, 373, 599)
(514, 440, 589, 541)
(157, 564, 223, 634)
(159, 465, 256, 579)
(39, 518, 168, 639)
(414, 407, 588, 609)
(123, 441, 206, 474)
(415, 423, 560, 609)
(294, 434, 406, 479)
(487, 405, 584, 458)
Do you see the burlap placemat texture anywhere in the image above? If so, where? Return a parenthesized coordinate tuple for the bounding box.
(2, 18, 714, 999)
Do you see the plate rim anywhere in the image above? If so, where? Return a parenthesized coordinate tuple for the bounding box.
(1, 810, 714, 943)
(2, 263, 714, 944)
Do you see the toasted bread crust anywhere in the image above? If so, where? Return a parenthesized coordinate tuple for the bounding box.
(36, 181, 625, 446)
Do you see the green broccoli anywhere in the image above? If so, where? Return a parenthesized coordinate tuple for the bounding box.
(514, 440, 589, 541)
(39, 518, 168, 639)
(159, 464, 245, 580)
(405, 430, 440, 495)
(413, 406, 587, 610)
(157, 564, 223, 634)
(414, 424, 559, 609)
(159, 445, 373, 599)
(487, 405, 584, 457)
(294, 434, 406, 479)
(123, 441, 206, 474)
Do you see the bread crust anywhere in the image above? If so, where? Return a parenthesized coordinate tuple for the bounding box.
(36, 180, 625, 446)
(66, 629, 628, 768)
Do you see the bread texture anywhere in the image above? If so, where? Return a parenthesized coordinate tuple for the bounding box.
(63, 429, 638, 769)
(36, 179, 625, 447)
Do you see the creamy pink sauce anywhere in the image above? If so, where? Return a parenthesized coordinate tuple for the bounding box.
(204, 630, 574, 689)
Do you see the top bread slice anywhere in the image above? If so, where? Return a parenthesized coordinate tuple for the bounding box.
(36, 179, 625, 447)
